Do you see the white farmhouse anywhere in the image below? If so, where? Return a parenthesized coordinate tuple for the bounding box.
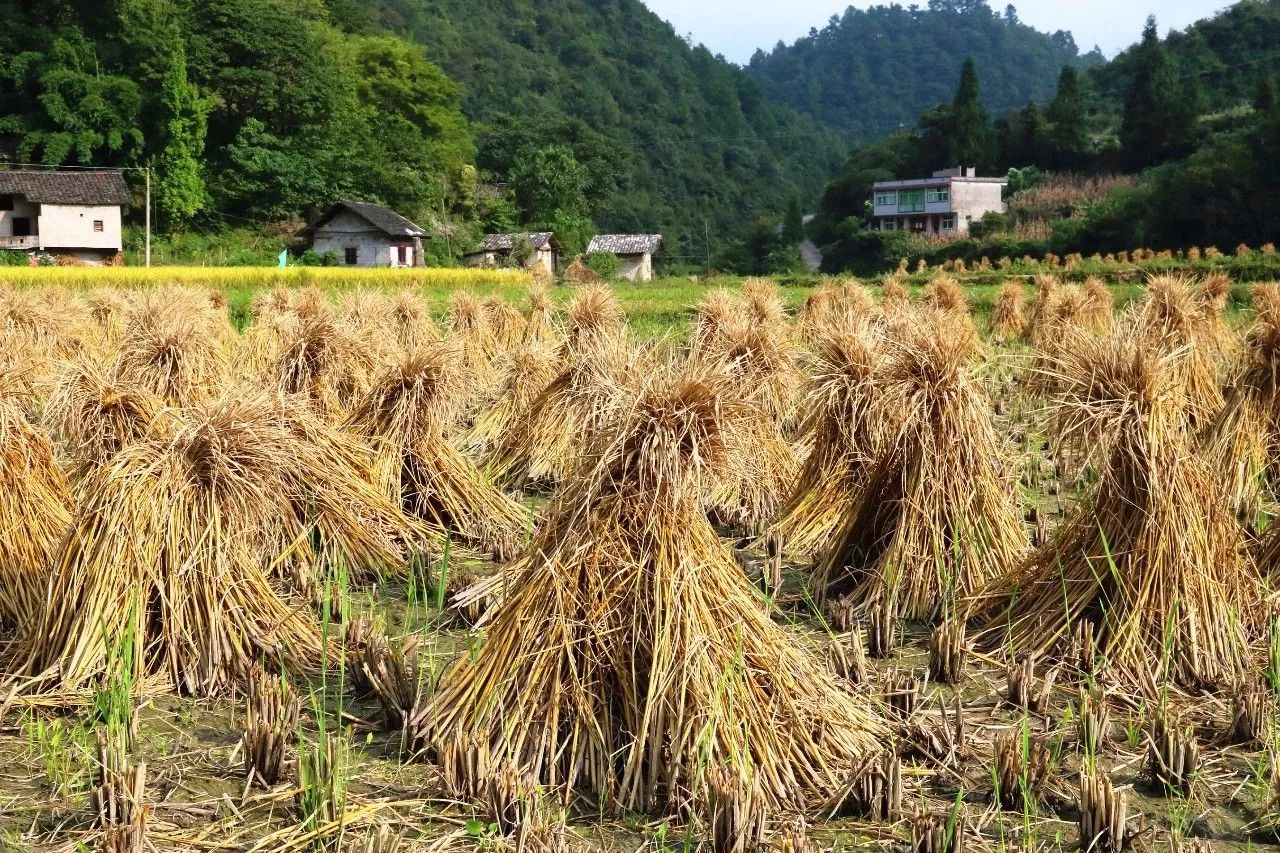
(0, 169, 130, 264)
(464, 232, 558, 276)
(871, 167, 1006, 235)
(587, 234, 663, 282)
(300, 200, 427, 267)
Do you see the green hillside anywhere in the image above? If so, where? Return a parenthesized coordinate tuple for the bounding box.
(745, 0, 1100, 141)
(363, 0, 844, 260)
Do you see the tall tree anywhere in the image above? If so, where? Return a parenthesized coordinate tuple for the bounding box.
(1255, 73, 1276, 113)
(1120, 17, 1199, 170)
(1043, 66, 1090, 171)
(781, 194, 805, 244)
(946, 57, 995, 169)
(155, 39, 211, 226)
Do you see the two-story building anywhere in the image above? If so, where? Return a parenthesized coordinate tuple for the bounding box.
(0, 169, 130, 263)
(871, 167, 1006, 236)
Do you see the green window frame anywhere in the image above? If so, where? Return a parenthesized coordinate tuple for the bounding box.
(898, 190, 924, 213)
(925, 187, 950, 204)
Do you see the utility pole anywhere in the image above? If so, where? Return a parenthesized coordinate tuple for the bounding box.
(144, 165, 152, 268)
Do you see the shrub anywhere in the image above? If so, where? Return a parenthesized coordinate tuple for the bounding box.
(968, 211, 1007, 241)
(0, 249, 29, 267)
(583, 251, 622, 280)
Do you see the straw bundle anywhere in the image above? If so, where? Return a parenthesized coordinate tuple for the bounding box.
(1080, 277, 1114, 332)
(815, 308, 1024, 620)
(971, 318, 1259, 692)
(387, 288, 440, 352)
(879, 276, 910, 310)
(447, 291, 501, 404)
(699, 317, 800, 531)
(1202, 283, 1280, 517)
(485, 335, 635, 487)
(690, 289, 746, 358)
(345, 344, 527, 551)
(771, 316, 883, 558)
(565, 283, 626, 355)
(1026, 274, 1060, 337)
(1133, 274, 1228, 424)
(461, 341, 563, 459)
(741, 278, 788, 328)
(521, 283, 561, 348)
(483, 293, 528, 351)
(796, 282, 838, 344)
(0, 400, 73, 625)
(919, 276, 967, 314)
(11, 395, 331, 694)
(989, 282, 1027, 343)
(43, 359, 166, 478)
(417, 367, 887, 814)
(267, 312, 380, 420)
(114, 309, 230, 406)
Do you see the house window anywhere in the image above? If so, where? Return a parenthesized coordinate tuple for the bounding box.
(344, 247, 358, 265)
(940, 215, 956, 232)
(0, 195, 12, 211)
(93, 220, 104, 232)
(925, 187, 950, 204)
(880, 219, 898, 232)
(11, 217, 32, 237)
(898, 190, 925, 213)
(874, 190, 897, 207)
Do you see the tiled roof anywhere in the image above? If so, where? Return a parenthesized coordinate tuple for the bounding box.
(587, 234, 663, 255)
(0, 170, 131, 205)
(301, 200, 426, 238)
(476, 232, 555, 252)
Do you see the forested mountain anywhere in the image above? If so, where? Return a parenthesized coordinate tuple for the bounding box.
(746, 0, 1100, 141)
(362, 0, 844, 259)
(0, 0, 844, 261)
(805, 0, 1280, 273)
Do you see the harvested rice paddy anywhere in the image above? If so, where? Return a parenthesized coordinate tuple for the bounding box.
(0, 270, 1278, 852)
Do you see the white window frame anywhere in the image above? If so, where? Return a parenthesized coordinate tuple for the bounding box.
(939, 215, 956, 232)
(925, 187, 951, 204)
(874, 191, 897, 208)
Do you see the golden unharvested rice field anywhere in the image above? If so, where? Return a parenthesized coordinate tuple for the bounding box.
(1, 268, 1279, 851)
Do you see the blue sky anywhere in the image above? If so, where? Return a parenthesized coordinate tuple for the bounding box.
(640, 0, 1232, 63)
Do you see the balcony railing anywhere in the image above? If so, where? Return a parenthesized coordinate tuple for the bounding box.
(0, 235, 38, 250)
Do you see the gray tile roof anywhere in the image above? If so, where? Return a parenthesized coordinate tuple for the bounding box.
(587, 234, 663, 255)
(302, 200, 426, 238)
(0, 169, 131, 205)
(475, 232, 555, 252)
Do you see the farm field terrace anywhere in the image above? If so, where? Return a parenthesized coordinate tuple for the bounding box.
(0, 271, 1279, 851)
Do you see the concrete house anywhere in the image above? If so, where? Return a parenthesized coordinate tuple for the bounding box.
(0, 169, 130, 263)
(300, 200, 427, 267)
(464, 232, 558, 276)
(872, 167, 1006, 235)
(587, 234, 663, 282)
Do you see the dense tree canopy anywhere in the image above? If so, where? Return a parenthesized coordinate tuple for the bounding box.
(746, 1, 1099, 142)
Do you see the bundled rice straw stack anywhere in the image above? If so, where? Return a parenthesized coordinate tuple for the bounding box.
(815, 307, 1024, 620)
(0, 397, 72, 625)
(879, 274, 910, 311)
(771, 315, 882, 557)
(1080, 277, 1114, 332)
(690, 289, 745, 358)
(521, 282, 561, 348)
(447, 291, 501, 404)
(43, 359, 166, 479)
(345, 344, 527, 554)
(971, 316, 1259, 692)
(1133, 274, 1230, 425)
(919, 275, 967, 314)
(266, 310, 381, 420)
(11, 395, 334, 694)
(989, 281, 1027, 343)
(460, 341, 562, 459)
(114, 291, 233, 406)
(699, 316, 800, 531)
(416, 366, 887, 815)
(486, 285, 631, 486)
(482, 293, 528, 351)
(1204, 284, 1280, 519)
